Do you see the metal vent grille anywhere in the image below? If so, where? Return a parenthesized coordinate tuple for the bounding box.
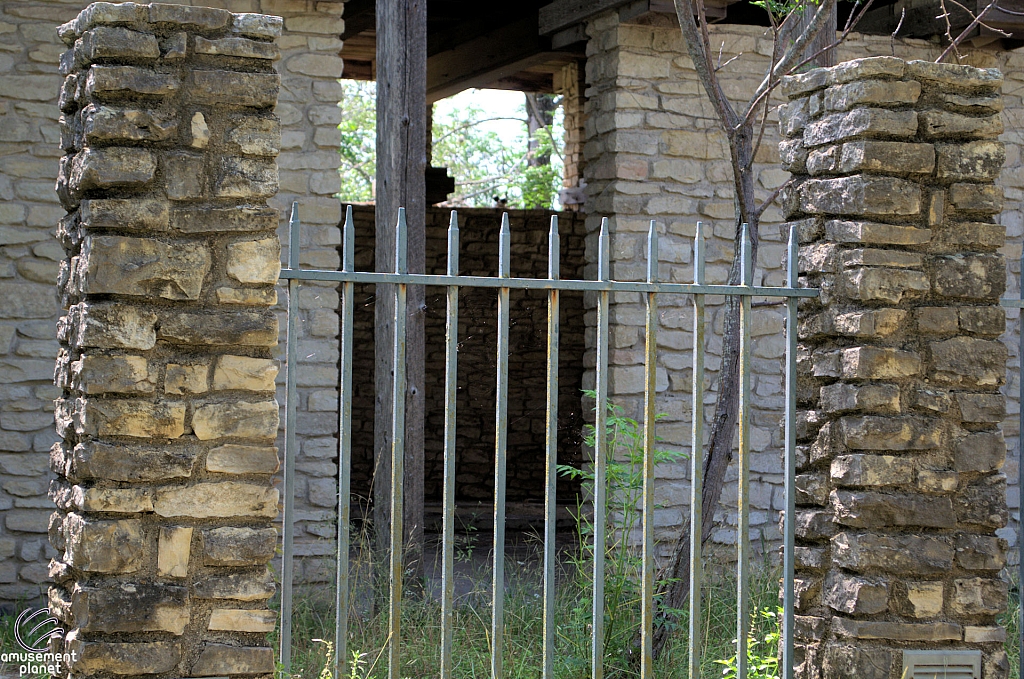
(902, 650, 981, 679)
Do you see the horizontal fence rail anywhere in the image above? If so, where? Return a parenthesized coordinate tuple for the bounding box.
(278, 204, 816, 679)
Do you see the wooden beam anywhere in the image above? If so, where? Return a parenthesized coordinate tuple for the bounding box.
(538, 0, 631, 35)
(374, 0, 426, 571)
(340, 0, 375, 40)
(426, 16, 552, 102)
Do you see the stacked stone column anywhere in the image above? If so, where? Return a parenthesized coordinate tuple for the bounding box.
(781, 57, 1009, 678)
(49, 5, 282, 678)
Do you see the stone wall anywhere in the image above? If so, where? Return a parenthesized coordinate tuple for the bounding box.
(48, 4, 282, 677)
(581, 14, 1024, 560)
(0, 0, 343, 606)
(783, 56, 1008, 678)
(341, 206, 587, 517)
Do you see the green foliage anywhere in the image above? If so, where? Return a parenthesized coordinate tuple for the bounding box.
(337, 80, 377, 202)
(335, 82, 565, 208)
(556, 391, 686, 674)
(714, 608, 781, 679)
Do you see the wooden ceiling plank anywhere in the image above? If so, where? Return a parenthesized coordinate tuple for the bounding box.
(538, 0, 632, 34)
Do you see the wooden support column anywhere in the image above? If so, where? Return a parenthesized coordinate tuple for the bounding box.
(374, 0, 427, 569)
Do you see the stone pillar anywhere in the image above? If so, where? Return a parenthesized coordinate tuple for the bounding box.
(782, 57, 1009, 678)
(49, 5, 282, 678)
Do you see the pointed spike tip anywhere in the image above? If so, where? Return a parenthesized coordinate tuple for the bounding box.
(449, 209, 458, 230)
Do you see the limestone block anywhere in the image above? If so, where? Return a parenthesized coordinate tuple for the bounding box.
(943, 92, 1002, 114)
(148, 3, 232, 30)
(779, 138, 808, 172)
(206, 444, 279, 474)
(794, 576, 822, 610)
(216, 288, 277, 305)
(960, 307, 1004, 335)
(195, 36, 280, 60)
(822, 79, 921, 112)
(799, 176, 921, 217)
(68, 2, 149, 38)
(906, 60, 1003, 89)
(154, 482, 278, 519)
(965, 626, 1005, 642)
(192, 569, 276, 600)
(214, 157, 278, 198)
(781, 68, 829, 98)
(227, 117, 281, 156)
(80, 26, 159, 61)
(190, 112, 209, 149)
(226, 237, 281, 284)
(72, 354, 154, 394)
(832, 531, 954, 575)
(68, 148, 157, 193)
(170, 205, 278, 233)
(955, 393, 1004, 424)
(232, 13, 284, 39)
(68, 638, 180, 675)
(85, 65, 181, 98)
(839, 415, 942, 450)
(163, 152, 206, 200)
(915, 307, 958, 334)
(920, 111, 1003, 139)
(820, 383, 899, 414)
(838, 141, 934, 174)
(212, 355, 278, 392)
(831, 455, 914, 487)
(157, 526, 192, 578)
(191, 400, 279, 440)
(803, 109, 917, 147)
(63, 514, 144, 573)
(933, 221, 1005, 250)
(841, 346, 921, 379)
(157, 309, 278, 346)
(935, 141, 1005, 181)
(839, 267, 928, 303)
(190, 70, 280, 108)
(929, 336, 1006, 387)
(825, 219, 930, 245)
(71, 581, 188, 634)
(779, 97, 809, 137)
(67, 440, 196, 482)
(822, 644, 894, 679)
(832, 489, 955, 528)
(902, 581, 944, 618)
(80, 198, 170, 231)
(80, 398, 186, 438)
(191, 645, 275, 676)
(823, 572, 888, 615)
(952, 577, 1006, 616)
(955, 475, 1007, 528)
(795, 509, 835, 540)
(207, 608, 276, 632)
(832, 56, 906, 83)
(795, 473, 828, 505)
(949, 183, 1003, 213)
(831, 614, 958, 643)
(832, 309, 905, 337)
(955, 534, 1006, 570)
(165, 363, 210, 395)
(201, 526, 278, 565)
(82, 105, 178, 143)
(162, 33, 187, 60)
(70, 486, 154, 513)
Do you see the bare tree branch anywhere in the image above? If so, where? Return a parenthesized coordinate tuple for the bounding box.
(891, 7, 905, 55)
(938, 0, 1004, 61)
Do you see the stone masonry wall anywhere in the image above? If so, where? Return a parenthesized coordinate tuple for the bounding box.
(582, 15, 1024, 562)
(0, 0, 343, 606)
(782, 57, 1008, 678)
(47, 5, 282, 678)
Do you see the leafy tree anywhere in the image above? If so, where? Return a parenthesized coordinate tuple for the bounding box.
(336, 82, 565, 209)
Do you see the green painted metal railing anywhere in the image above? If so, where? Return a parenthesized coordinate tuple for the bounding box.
(278, 203, 816, 679)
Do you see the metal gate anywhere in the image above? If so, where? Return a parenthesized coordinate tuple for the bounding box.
(277, 203, 817, 679)
(1001, 264, 1024, 679)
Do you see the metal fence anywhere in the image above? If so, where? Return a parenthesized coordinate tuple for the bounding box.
(277, 204, 817, 679)
(1000, 264, 1024, 679)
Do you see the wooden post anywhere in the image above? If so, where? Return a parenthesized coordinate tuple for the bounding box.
(374, 0, 427, 572)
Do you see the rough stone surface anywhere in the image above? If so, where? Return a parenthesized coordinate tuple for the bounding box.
(785, 55, 1008, 678)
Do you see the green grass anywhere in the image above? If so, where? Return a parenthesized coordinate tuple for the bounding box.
(272, 541, 787, 679)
